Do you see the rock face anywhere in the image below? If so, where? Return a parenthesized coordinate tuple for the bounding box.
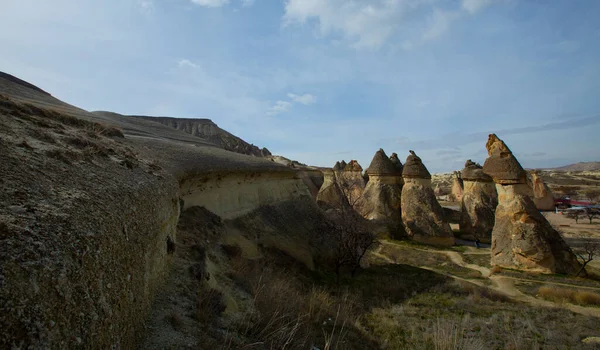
(338, 160, 366, 206)
(132, 116, 272, 157)
(355, 149, 403, 236)
(483, 134, 580, 274)
(459, 160, 498, 243)
(316, 168, 349, 210)
(401, 151, 454, 246)
(530, 170, 555, 211)
(449, 171, 464, 201)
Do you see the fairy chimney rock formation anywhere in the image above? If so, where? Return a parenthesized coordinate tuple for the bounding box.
(459, 160, 498, 243)
(355, 149, 403, 234)
(316, 167, 350, 210)
(338, 160, 366, 206)
(483, 134, 579, 274)
(401, 150, 454, 246)
(450, 171, 464, 201)
(530, 170, 555, 211)
(389, 153, 404, 174)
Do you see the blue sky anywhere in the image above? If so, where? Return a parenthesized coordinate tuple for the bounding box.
(1, 0, 599, 172)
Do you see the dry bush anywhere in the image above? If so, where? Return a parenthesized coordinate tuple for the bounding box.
(489, 266, 502, 275)
(195, 288, 226, 323)
(537, 286, 600, 306)
(227, 254, 363, 349)
(430, 317, 485, 350)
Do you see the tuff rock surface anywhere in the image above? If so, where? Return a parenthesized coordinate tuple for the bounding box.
(449, 171, 464, 202)
(459, 160, 497, 243)
(483, 134, 580, 274)
(401, 151, 454, 246)
(530, 170, 555, 211)
(355, 149, 403, 237)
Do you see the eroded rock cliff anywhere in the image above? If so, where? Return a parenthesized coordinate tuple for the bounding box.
(459, 160, 497, 243)
(401, 151, 454, 246)
(483, 134, 579, 274)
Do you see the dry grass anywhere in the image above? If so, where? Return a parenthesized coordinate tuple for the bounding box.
(1, 93, 124, 138)
(537, 286, 600, 306)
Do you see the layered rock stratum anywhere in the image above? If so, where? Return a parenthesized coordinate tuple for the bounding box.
(401, 151, 454, 245)
(0, 71, 318, 348)
(483, 134, 580, 274)
(530, 170, 555, 211)
(356, 150, 403, 236)
(450, 171, 464, 201)
(459, 160, 498, 243)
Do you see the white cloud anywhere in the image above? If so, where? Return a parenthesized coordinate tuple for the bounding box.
(283, 0, 411, 49)
(287, 93, 317, 105)
(423, 8, 460, 40)
(178, 59, 198, 69)
(462, 0, 492, 14)
(241, 0, 255, 7)
(190, 0, 229, 7)
(268, 101, 292, 116)
(137, 0, 154, 14)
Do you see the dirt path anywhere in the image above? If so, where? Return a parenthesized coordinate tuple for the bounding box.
(377, 240, 600, 318)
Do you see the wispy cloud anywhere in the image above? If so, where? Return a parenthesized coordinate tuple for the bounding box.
(423, 8, 460, 40)
(287, 93, 317, 105)
(137, 0, 155, 14)
(178, 59, 198, 69)
(267, 100, 292, 116)
(461, 0, 493, 14)
(190, 0, 229, 8)
(241, 0, 255, 7)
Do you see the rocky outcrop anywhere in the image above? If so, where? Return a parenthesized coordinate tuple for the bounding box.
(401, 151, 454, 246)
(459, 160, 497, 243)
(131, 116, 271, 157)
(316, 168, 349, 210)
(338, 160, 366, 206)
(389, 153, 404, 176)
(530, 170, 555, 211)
(483, 134, 580, 274)
(356, 149, 402, 227)
(449, 171, 464, 201)
(0, 95, 180, 349)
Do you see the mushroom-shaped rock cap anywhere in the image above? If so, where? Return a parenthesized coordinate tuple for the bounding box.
(333, 161, 343, 171)
(482, 134, 526, 184)
(461, 159, 492, 182)
(389, 153, 404, 173)
(367, 149, 400, 175)
(402, 150, 431, 179)
(340, 160, 348, 169)
(344, 160, 363, 172)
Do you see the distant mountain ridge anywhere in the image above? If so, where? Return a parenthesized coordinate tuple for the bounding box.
(545, 162, 600, 172)
(129, 116, 271, 158)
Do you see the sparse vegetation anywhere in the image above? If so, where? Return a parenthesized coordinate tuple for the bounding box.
(537, 286, 600, 306)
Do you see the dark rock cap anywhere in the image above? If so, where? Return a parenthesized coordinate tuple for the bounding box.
(344, 160, 363, 172)
(402, 150, 431, 179)
(340, 160, 347, 169)
(390, 153, 404, 173)
(333, 161, 343, 171)
(482, 134, 526, 184)
(461, 159, 493, 182)
(367, 149, 400, 175)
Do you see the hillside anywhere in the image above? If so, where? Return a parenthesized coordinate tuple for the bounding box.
(104, 114, 271, 158)
(547, 162, 600, 172)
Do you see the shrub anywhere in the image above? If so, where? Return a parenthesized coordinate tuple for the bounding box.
(537, 286, 600, 306)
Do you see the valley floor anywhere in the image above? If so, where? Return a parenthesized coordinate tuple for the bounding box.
(141, 208, 600, 349)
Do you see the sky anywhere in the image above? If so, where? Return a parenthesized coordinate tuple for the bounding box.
(1, 0, 599, 173)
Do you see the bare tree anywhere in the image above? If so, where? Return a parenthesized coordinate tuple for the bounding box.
(337, 170, 365, 209)
(320, 198, 377, 282)
(584, 208, 599, 224)
(573, 235, 600, 277)
(566, 209, 583, 224)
